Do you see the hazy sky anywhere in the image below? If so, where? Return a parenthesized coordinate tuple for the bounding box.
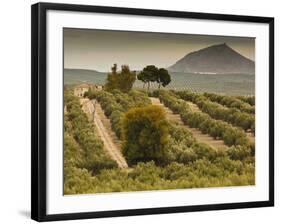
(64, 28, 255, 72)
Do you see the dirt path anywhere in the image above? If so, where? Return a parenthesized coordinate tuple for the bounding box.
(150, 97, 228, 150)
(81, 99, 128, 168)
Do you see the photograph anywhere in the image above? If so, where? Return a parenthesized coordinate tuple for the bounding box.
(63, 28, 256, 195)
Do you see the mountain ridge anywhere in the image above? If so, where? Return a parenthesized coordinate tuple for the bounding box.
(168, 43, 255, 75)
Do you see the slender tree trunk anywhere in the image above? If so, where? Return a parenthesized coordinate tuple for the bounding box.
(158, 82, 161, 89)
(143, 82, 145, 89)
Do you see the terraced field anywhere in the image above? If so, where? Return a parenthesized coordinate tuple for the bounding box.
(64, 88, 255, 195)
(150, 97, 227, 150)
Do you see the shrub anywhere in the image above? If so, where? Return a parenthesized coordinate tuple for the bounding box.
(122, 105, 170, 165)
(227, 145, 252, 160)
(90, 90, 151, 141)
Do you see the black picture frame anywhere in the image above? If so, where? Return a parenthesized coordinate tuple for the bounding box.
(31, 2, 274, 222)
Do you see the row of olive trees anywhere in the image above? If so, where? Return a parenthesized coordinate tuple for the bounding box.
(91, 89, 253, 167)
(87, 89, 215, 166)
(64, 90, 118, 174)
(158, 90, 253, 150)
(176, 91, 255, 132)
(122, 108, 244, 166)
(65, 157, 255, 194)
(203, 92, 255, 114)
(87, 89, 152, 139)
(63, 89, 255, 194)
(236, 95, 255, 106)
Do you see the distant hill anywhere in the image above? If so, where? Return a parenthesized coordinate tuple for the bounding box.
(168, 43, 255, 75)
(64, 68, 107, 84)
(63, 68, 254, 95)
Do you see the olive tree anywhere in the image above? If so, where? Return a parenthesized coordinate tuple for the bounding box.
(122, 105, 170, 165)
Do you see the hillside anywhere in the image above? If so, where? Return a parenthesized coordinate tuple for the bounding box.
(64, 68, 107, 84)
(168, 43, 255, 74)
(64, 68, 254, 95)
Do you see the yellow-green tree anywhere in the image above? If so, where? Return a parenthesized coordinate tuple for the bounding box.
(122, 105, 169, 165)
(105, 64, 136, 93)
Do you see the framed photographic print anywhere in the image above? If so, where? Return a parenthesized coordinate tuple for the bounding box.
(31, 2, 274, 222)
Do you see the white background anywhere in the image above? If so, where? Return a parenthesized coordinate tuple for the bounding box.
(0, 0, 279, 223)
(47, 9, 269, 215)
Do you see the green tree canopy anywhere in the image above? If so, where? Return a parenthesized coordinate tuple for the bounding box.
(137, 65, 158, 90)
(105, 64, 136, 93)
(122, 105, 170, 165)
(137, 70, 150, 88)
(137, 65, 171, 90)
(157, 68, 171, 88)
